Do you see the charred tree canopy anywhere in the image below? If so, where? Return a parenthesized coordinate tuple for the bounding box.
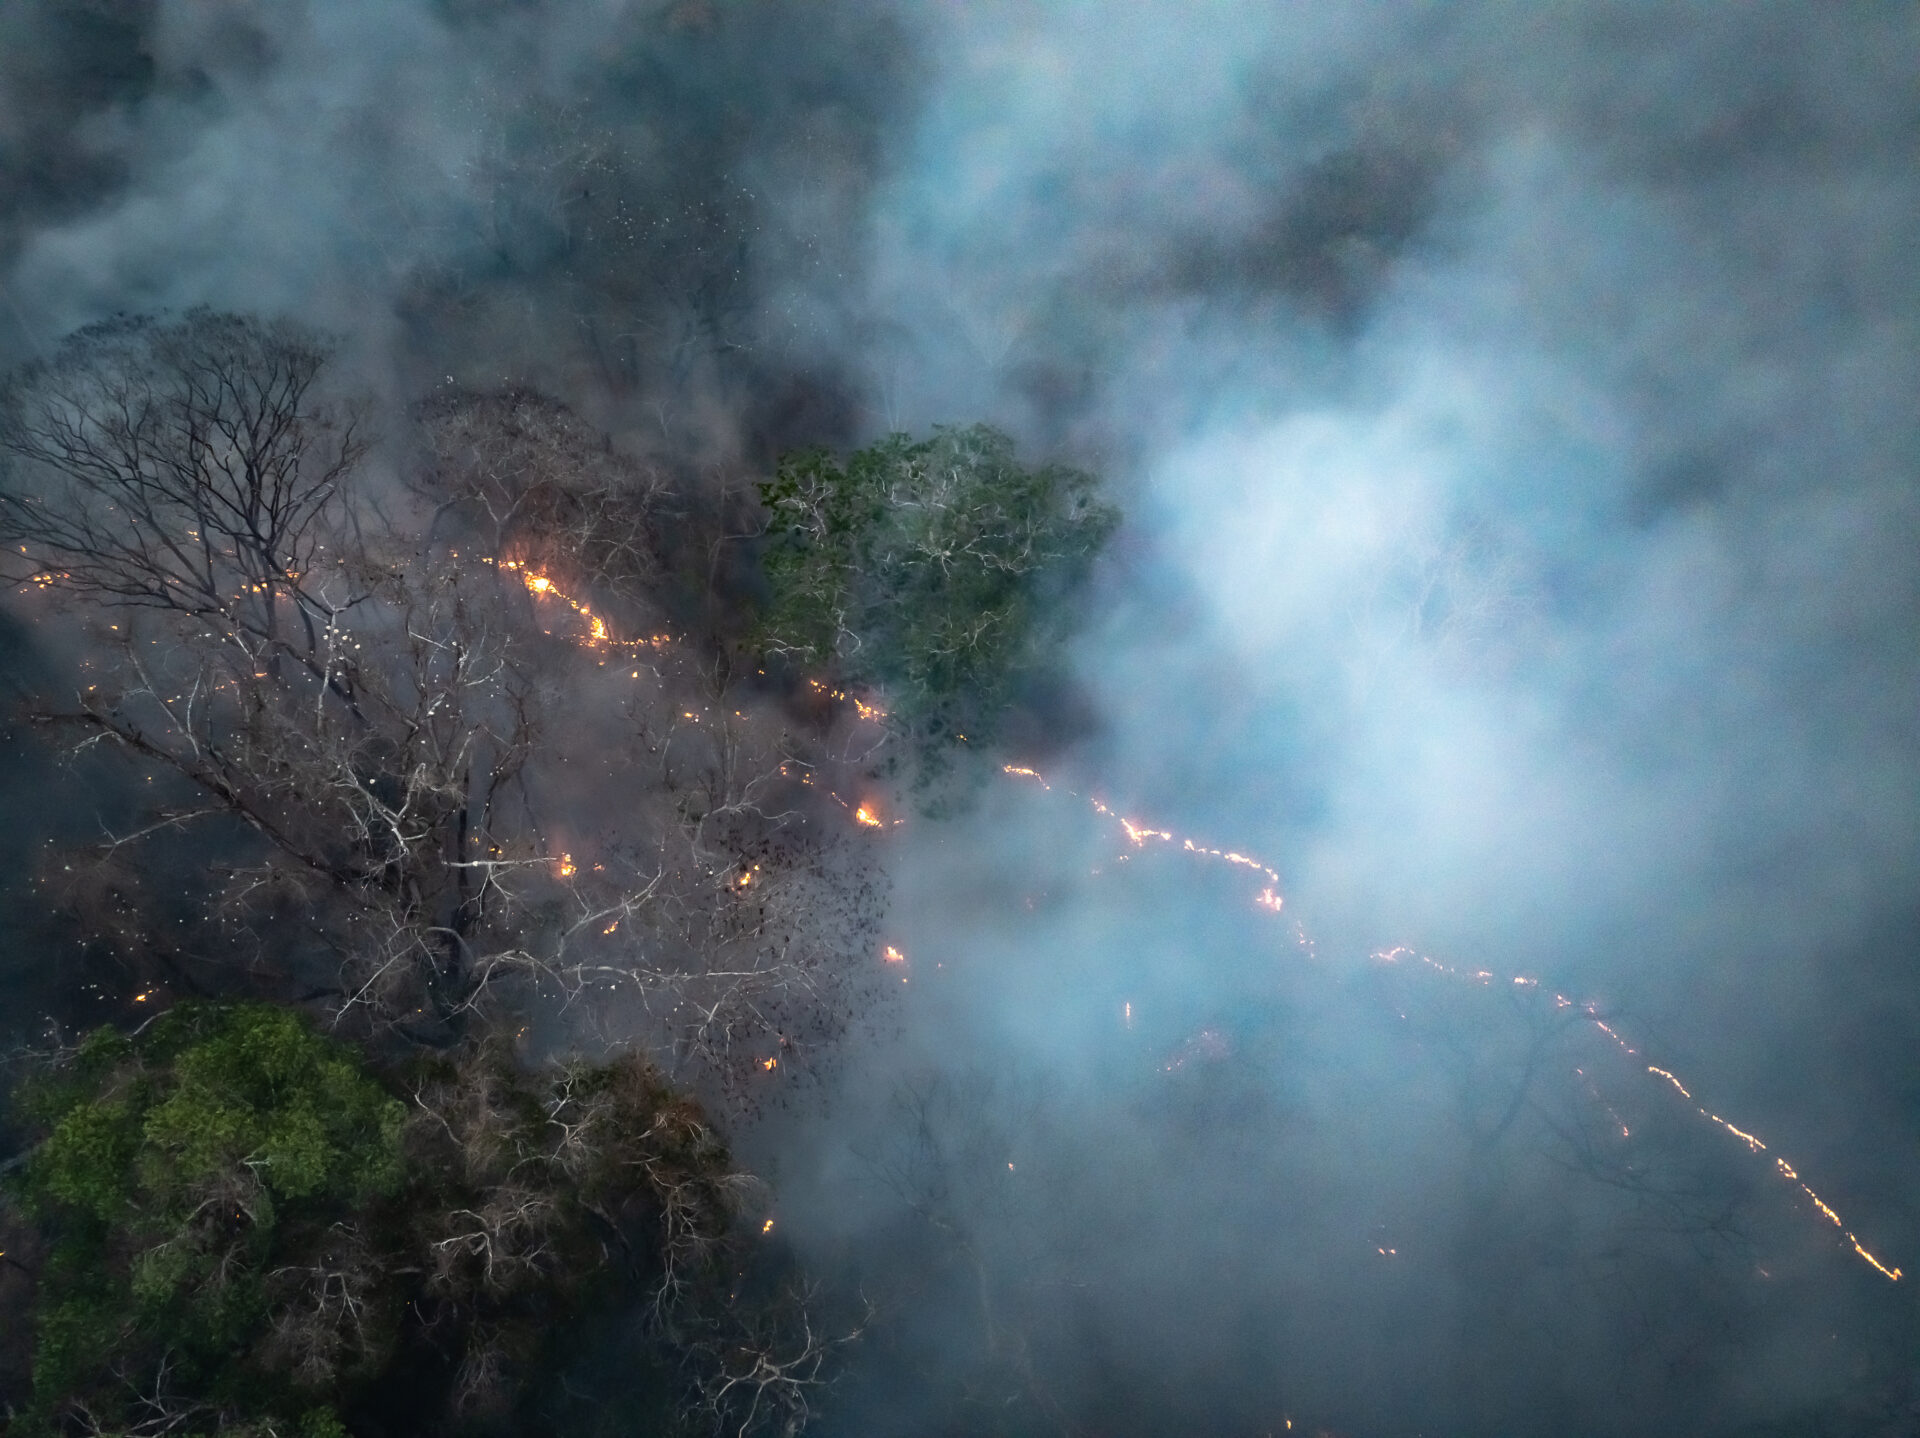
(413, 386, 668, 610)
(0, 313, 884, 1079)
(0, 310, 367, 668)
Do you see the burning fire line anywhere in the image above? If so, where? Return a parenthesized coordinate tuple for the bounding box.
(25, 537, 1900, 1278)
(510, 563, 905, 976)
(498, 571, 1902, 1278)
(1000, 764, 1903, 1282)
(508, 567, 895, 828)
(805, 677, 889, 724)
(491, 559, 673, 653)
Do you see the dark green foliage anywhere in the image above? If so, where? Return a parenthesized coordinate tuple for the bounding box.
(755, 425, 1118, 749)
(3, 1005, 764, 1437)
(10, 1003, 403, 1436)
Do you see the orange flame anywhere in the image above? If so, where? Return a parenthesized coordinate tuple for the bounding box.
(495, 559, 670, 654)
(1002, 760, 1903, 1283)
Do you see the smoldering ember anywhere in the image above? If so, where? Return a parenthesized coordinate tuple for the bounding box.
(1, 5, 1917, 1437)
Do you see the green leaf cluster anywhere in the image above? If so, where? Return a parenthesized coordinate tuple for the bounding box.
(8, 1003, 401, 1437)
(3, 1008, 762, 1437)
(755, 424, 1118, 746)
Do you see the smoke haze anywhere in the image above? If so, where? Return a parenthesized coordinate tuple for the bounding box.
(4, 2, 1918, 1434)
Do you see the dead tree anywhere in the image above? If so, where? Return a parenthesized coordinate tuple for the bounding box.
(689, 1280, 871, 1438)
(413, 386, 668, 607)
(0, 309, 369, 689)
(0, 315, 884, 1078)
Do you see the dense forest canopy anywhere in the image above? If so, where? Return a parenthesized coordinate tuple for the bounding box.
(10, 1002, 797, 1437)
(0, 303, 1113, 1436)
(2, 4, 1918, 1438)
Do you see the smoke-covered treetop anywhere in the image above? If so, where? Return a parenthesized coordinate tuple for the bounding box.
(755, 423, 1117, 757)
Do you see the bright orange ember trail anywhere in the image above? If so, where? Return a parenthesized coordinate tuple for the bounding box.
(494, 559, 671, 654)
(995, 760, 1903, 1283)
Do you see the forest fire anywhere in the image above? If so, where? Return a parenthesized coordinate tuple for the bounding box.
(493, 558, 672, 653)
(0, 11, 1897, 1430)
(804, 677, 889, 723)
(998, 761, 1904, 1282)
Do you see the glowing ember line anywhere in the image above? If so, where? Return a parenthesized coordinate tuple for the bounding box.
(1647, 1065, 1693, 1100)
(805, 677, 889, 722)
(1590, 1019, 1637, 1055)
(1119, 817, 1172, 846)
(1705, 1114, 1766, 1152)
(997, 759, 1902, 1283)
(492, 559, 672, 653)
(1854, 1242, 1902, 1281)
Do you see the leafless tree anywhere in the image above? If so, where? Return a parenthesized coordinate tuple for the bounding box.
(855, 1074, 1076, 1435)
(413, 386, 668, 607)
(0, 309, 368, 688)
(0, 313, 885, 1082)
(394, 1044, 775, 1419)
(259, 1221, 388, 1391)
(690, 1281, 872, 1438)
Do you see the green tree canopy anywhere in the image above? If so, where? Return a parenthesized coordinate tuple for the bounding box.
(4, 1005, 809, 1438)
(754, 424, 1118, 748)
(10, 1002, 401, 1437)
